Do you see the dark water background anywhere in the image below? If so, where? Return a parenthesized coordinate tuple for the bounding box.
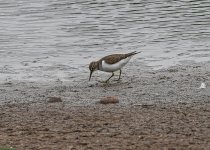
(0, 0, 210, 81)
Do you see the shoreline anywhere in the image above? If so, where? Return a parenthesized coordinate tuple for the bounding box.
(0, 62, 210, 149)
(1, 61, 210, 105)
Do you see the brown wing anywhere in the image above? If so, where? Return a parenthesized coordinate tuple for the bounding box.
(101, 54, 126, 64)
(100, 51, 140, 64)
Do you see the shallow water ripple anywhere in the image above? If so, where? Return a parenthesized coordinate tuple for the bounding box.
(0, 0, 210, 81)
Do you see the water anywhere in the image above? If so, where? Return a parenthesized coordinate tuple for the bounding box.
(0, 0, 210, 81)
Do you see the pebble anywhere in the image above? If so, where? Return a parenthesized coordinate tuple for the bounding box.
(47, 97, 62, 103)
(99, 96, 119, 104)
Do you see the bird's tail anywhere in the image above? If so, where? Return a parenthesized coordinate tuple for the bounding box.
(131, 51, 141, 55)
(126, 51, 141, 57)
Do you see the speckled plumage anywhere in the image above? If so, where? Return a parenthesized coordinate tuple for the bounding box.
(89, 51, 141, 82)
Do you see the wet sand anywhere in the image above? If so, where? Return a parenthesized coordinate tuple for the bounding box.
(0, 62, 210, 149)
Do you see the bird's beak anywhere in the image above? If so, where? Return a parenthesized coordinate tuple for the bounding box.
(89, 71, 93, 81)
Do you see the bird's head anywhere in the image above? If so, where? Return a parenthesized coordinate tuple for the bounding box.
(89, 61, 98, 81)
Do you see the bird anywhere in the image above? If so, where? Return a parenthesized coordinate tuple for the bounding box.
(89, 51, 141, 82)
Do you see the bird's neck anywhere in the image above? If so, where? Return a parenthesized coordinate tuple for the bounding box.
(97, 61, 102, 71)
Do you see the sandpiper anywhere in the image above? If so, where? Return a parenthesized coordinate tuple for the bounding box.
(89, 51, 141, 82)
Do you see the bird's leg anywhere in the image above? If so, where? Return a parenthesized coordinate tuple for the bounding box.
(117, 69, 122, 81)
(105, 72, 114, 83)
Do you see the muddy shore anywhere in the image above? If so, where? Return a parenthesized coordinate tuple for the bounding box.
(0, 62, 210, 149)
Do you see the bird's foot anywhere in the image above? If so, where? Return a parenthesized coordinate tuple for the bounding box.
(114, 78, 121, 82)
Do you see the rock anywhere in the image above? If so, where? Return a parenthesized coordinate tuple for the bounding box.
(47, 97, 62, 103)
(63, 115, 71, 120)
(4, 82, 12, 85)
(88, 84, 94, 87)
(168, 68, 178, 72)
(99, 96, 119, 104)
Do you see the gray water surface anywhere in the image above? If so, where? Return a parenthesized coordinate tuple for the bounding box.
(0, 0, 210, 81)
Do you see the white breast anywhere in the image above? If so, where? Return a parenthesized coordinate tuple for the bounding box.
(101, 56, 132, 72)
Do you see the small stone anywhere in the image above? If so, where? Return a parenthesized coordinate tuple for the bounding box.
(47, 97, 62, 103)
(168, 68, 178, 72)
(72, 89, 79, 92)
(4, 82, 12, 85)
(99, 96, 119, 104)
(88, 84, 94, 87)
(63, 115, 71, 120)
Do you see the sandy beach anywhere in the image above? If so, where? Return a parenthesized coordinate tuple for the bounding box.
(0, 62, 210, 150)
